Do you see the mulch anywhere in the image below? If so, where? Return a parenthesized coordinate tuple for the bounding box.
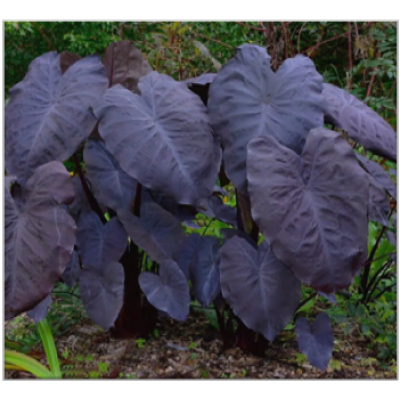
(5, 313, 396, 379)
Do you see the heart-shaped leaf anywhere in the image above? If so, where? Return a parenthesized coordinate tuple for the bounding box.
(5, 53, 108, 184)
(139, 260, 190, 321)
(94, 72, 221, 205)
(76, 211, 127, 268)
(208, 44, 324, 191)
(191, 236, 221, 308)
(247, 128, 369, 293)
(84, 139, 137, 212)
(220, 236, 302, 341)
(103, 40, 152, 92)
(323, 83, 396, 162)
(27, 294, 52, 324)
(79, 262, 124, 330)
(5, 161, 76, 319)
(118, 201, 186, 264)
(295, 312, 334, 370)
(62, 250, 81, 288)
(356, 153, 396, 200)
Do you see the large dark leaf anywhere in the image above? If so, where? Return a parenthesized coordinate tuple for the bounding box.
(27, 294, 52, 324)
(208, 44, 324, 191)
(79, 262, 124, 330)
(247, 128, 369, 293)
(62, 250, 81, 288)
(142, 188, 196, 222)
(191, 236, 221, 308)
(139, 260, 190, 321)
(367, 174, 390, 226)
(295, 312, 334, 370)
(356, 154, 396, 200)
(5, 161, 76, 319)
(94, 72, 221, 205)
(220, 236, 301, 341)
(118, 201, 186, 264)
(84, 139, 137, 212)
(5, 53, 108, 184)
(59, 51, 81, 74)
(173, 233, 202, 279)
(76, 211, 127, 267)
(103, 40, 152, 92)
(323, 83, 396, 162)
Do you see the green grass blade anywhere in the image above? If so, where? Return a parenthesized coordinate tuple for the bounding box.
(5, 350, 55, 379)
(37, 319, 61, 378)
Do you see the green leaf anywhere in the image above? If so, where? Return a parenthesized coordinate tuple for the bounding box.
(37, 319, 61, 378)
(5, 350, 55, 379)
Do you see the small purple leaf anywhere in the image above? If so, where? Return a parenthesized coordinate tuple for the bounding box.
(139, 260, 190, 321)
(76, 211, 127, 268)
(118, 202, 186, 264)
(84, 139, 137, 212)
(220, 237, 302, 341)
(295, 312, 334, 370)
(79, 262, 124, 330)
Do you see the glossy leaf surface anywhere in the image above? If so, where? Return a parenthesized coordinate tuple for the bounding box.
(5, 161, 76, 319)
(356, 153, 396, 200)
(220, 236, 301, 341)
(84, 139, 137, 212)
(94, 72, 221, 205)
(247, 128, 369, 293)
(139, 260, 190, 321)
(5, 53, 108, 184)
(367, 174, 390, 226)
(79, 262, 124, 330)
(76, 211, 127, 268)
(118, 201, 186, 264)
(208, 44, 324, 190)
(323, 83, 396, 161)
(295, 312, 334, 370)
(191, 236, 221, 308)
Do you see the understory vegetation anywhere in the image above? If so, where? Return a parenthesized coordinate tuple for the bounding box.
(4, 21, 397, 379)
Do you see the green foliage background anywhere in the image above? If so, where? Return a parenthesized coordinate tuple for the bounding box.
(4, 21, 397, 128)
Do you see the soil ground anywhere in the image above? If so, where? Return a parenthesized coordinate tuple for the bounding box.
(5, 313, 397, 379)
